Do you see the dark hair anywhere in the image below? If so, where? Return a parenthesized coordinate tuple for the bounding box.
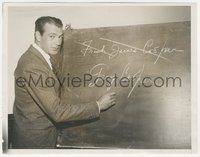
(35, 16, 63, 35)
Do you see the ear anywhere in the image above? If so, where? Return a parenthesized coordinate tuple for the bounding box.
(35, 31, 42, 42)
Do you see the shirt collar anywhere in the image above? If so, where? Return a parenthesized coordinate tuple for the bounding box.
(32, 43, 52, 69)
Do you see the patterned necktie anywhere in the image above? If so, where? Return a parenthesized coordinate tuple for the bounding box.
(50, 56, 61, 79)
(50, 56, 62, 97)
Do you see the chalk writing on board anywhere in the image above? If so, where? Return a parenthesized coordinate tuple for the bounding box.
(87, 63, 145, 98)
(60, 22, 191, 149)
(75, 38, 184, 64)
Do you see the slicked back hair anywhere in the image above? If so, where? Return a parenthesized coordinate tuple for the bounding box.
(35, 16, 63, 35)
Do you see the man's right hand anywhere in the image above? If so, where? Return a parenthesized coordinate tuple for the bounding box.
(97, 92, 116, 112)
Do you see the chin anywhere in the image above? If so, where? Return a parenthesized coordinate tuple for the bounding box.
(50, 51, 59, 55)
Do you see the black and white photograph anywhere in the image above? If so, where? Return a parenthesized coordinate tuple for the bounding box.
(1, 2, 198, 154)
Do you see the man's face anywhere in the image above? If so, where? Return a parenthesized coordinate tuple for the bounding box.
(38, 23, 63, 55)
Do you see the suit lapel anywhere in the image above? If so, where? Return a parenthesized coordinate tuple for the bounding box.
(28, 45, 60, 95)
(28, 45, 52, 71)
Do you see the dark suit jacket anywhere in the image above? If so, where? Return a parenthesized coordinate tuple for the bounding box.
(12, 45, 100, 149)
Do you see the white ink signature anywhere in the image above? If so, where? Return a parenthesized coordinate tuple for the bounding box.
(75, 38, 184, 64)
(88, 63, 145, 98)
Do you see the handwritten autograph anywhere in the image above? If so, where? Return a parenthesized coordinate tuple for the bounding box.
(88, 63, 144, 98)
(75, 38, 184, 64)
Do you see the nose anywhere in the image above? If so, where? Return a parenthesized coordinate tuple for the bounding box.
(55, 37, 62, 46)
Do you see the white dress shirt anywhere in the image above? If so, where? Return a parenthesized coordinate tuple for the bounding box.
(32, 43, 52, 70)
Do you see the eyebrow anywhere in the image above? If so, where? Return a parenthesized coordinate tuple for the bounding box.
(48, 33, 64, 37)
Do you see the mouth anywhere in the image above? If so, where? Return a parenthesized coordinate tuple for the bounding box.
(52, 47, 59, 51)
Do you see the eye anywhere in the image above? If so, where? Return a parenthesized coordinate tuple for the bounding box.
(59, 35, 64, 39)
(49, 35, 55, 39)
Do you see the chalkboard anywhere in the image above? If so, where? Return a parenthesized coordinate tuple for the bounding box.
(58, 21, 191, 149)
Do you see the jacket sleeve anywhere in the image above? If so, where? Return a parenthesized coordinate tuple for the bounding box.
(20, 63, 100, 123)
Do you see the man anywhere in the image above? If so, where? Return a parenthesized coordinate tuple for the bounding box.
(12, 16, 116, 149)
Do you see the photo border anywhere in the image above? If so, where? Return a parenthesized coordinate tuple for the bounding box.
(1, 2, 198, 155)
